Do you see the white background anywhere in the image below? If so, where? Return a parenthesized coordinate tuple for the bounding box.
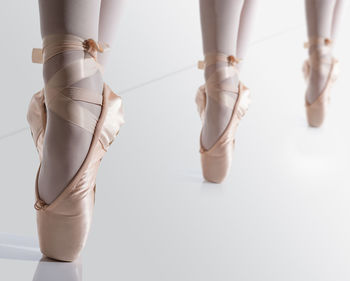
(1, 1, 350, 280)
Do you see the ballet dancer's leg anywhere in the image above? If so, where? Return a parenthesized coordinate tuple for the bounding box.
(97, 0, 125, 68)
(330, 0, 346, 42)
(236, 0, 257, 72)
(199, 0, 245, 149)
(304, 0, 337, 104)
(38, 0, 103, 203)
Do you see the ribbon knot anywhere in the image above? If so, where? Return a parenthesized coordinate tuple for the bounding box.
(83, 39, 109, 60)
(227, 55, 240, 66)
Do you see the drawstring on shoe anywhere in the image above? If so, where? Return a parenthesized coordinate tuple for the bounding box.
(34, 199, 48, 211)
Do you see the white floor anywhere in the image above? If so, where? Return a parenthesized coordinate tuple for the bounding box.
(1, 1, 350, 281)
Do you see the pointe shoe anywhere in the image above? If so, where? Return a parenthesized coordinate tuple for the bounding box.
(27, 34, 124, 261)
(195, 53, 250, 183)
(303, 37, 339, 127)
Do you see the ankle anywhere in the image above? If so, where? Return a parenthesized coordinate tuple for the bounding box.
(204, 62, 229, 80)
(308, 48, 332, 61)
(43, 50, 104, 118)
(43, 51, 84, 84)
(204, 63, 240, 94)
(204, 61, 240, 87)
(235, 61, 244, 73)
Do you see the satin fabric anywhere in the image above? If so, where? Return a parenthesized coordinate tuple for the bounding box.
(303, 37, 339, 127)
(196, 83, 250, 183)
(27, 34, 124, 261)
(196, 53, 250, 183)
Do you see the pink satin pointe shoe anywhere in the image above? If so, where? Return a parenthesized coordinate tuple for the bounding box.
(27, 34, 124, 261)
(195, 53, 250, 183)
(303, 37, 339, 127)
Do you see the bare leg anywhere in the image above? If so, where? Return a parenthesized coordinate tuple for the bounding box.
(199, 0, 245, 149)
(38, 0, 103, 203)
(305, 0, 337, 104)
(97, 0, 125, 68)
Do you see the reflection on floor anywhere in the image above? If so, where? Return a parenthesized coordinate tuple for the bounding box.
(33, 258, 82, 281)
(1, 1, 350, 281)
(0, 233, 41, 261)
